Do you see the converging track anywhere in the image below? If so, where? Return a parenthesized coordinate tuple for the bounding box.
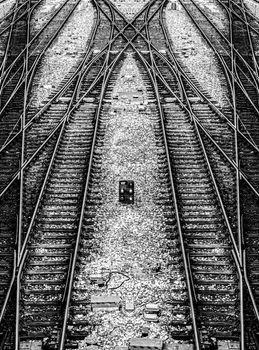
(0, 0, 258, 349)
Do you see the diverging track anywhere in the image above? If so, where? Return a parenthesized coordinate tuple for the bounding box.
(0, 0, 258, 349)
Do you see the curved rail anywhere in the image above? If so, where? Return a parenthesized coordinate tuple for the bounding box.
(0, 0, 102, 326)
(59, 0, 201, 347)
(0, 0, 82, 118)
(159, 0, 259, 340)
(1, 0, 258, 347)
(186, 0, 259, 91)
(179, 0, 259, 118)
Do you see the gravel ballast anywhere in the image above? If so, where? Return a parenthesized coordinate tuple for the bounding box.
(30, 0, 67, 34)
(165, 0, 230, 107)
(244, 0, 259, 17)
(0, 0, 16, 55)
(29, 0, 94, 107)
(110, 0, 149, 19)
(75, 54, 188, 349)
(0, 0, 15, 20)
(194, 0, 229, 35)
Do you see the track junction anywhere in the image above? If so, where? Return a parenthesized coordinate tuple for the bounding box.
(0, 0, 259, 349)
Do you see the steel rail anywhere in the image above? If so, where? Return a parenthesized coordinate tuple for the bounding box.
(106, 0, 184, 98)
(59, 0, 174, 344)
(106, 0, 259, 154)
(0, 0, 32, 25)
(59, 0, 199, 346)
(0, 0, 19, 86)
(0, 0, 42, 37)
(142, 8, 258, 150)
(228, 1, 245, 348)
(14, 44, 105, 350)
(0, 73, 105, 319)
(243, 249, 259, 321)
(0, 42, 105, 153)
(99, 1, 248, 344)
(0, 1, 104, 155)
(5, 0, 253, 211)
(99, 2, 203, 348)
(0, 251, 16, 322)
(180, 45, 245, 350)
(15, 59, 105, 267)
(0, 0, 151, 91)
(0, 0, 165, 197)
(160, 0, 242, 252)
(2, 0, 258, 206)
(152, 64, 259, 198)
(159, 3, 256, 342)
(107, 0, 259, 197)
(163, 0, 246, 341)
(0, 0, 166, 153)
(142, 3, 200, 347)
(1, 0, 256, 344)
(0, 51, 108, 201)
(158, 1, 259, 322)
(185, 0, 259, 91)
(178, 0, 259, 118)
(227, 0, 259, 24)
(102, 0, 117, 69)
(0, 0, 82, 118)
(0, 0, 43, 82)
(14, 249, 27, 350)
(15, 1, 32, 347)
(0, 37, 117, 334)
(133, 53, 242, 261)
(217, 0, 259, 35)
(216, 0, 259, 83)
(239, 0, 259, 78)
(147, 43, 258, 152)
(148, 23, 244, 266)
(0, 0, 103, 323)
(59, 11, 121, 350)
(0, 0, 151, 149)
(154, 27, 259, 151)
(0, 0, 73, 81)
(179, 0, 259, 101)
(232, 249, 245, 349)
(0, 0, 77, 115)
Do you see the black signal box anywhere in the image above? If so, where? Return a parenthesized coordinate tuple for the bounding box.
(119, 180, 134, 204)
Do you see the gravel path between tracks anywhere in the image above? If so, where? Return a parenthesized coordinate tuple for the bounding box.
(75, 54, 188, 349)
(29, 0, 94, 107)
(244, 0, 259, 17)
(30, 0, 67, 34)
(0, 0, 16, 55)
(0, 0, 15, 19)
(110, 0, 149, 18)
(194, 0, 229, 34)
(165, 1, 229, 107)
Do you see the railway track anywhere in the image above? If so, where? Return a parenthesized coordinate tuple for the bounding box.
(0, 0, 98, 346)
(0, 0, 98, 316)
(169, 1, 259, 347)
(178, 0, 259, 182)
(0, 0, 258, 349)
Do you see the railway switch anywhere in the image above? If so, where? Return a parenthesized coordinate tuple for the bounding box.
(119, 180, 134, 204)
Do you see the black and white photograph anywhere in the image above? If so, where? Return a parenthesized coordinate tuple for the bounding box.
(0, 0, 258, 349)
